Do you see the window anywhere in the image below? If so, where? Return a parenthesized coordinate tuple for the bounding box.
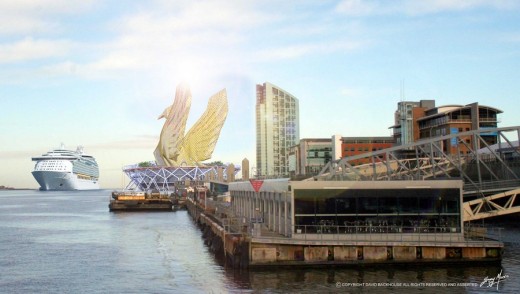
(293, 188, 461, 234)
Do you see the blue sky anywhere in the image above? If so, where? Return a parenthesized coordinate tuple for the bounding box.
(1, 0, 520, 189)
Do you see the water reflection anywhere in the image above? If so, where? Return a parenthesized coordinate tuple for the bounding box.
(225, 264, 505, 293)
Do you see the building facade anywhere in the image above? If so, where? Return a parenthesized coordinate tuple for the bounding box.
(341, 137, 394, 165)
(390, 100, 502, 155)
(417, 103, 502, 155)
(229, 179, 464, 241)
(256, 82, 300, 177)
(390, 100, 435, 146)
(288, 136, 394, 177)
(288, 138, 332, 177)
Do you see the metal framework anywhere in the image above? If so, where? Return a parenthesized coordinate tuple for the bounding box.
(123, 164, 240, 191)
(316, 126, 520, 197)
(463, 188, 520, 221)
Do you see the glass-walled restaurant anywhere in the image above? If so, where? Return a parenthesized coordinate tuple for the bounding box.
(292, 181, 462, 234)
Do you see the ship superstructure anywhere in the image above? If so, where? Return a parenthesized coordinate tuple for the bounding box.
(32, 144, 99, 190)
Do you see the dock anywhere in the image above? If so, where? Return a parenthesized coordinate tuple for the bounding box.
(187, 179, 504, 268)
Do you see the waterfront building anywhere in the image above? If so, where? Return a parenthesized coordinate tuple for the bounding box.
(390, 100, 502, 155)
(417, 103, 502, 155)
(189, 178, 504, 267)
(229, 179, 464, 242)
(256, 82, 300, 178)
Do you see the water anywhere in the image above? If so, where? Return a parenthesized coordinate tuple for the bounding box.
(0, 190, 519, 293)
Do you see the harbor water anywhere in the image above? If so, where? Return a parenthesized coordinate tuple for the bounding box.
(1, 190, 519, 293)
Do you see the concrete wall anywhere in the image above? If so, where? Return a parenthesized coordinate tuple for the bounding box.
(393, 246, 416, 260)
(334, 246, 358, 261)
(276, 245, 304, 261)
(304, 246, 329, 262)
(422, 247, 446, 260)
(462, 247, 486, 259)
(251, 247, 277, 263)
(363, 246, 388, 261)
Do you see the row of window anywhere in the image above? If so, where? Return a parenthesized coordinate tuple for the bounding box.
(293, 188, 461, 233)
(295, 189, 459, 214)
(344, 147, 386, 152)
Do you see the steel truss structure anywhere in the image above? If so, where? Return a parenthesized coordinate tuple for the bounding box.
(464, 188, 520, 221)
(316, 126, 520, 197)
(123, 165, 240, 191)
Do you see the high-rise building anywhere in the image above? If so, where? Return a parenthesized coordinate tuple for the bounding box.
(256, 82, 300, 177)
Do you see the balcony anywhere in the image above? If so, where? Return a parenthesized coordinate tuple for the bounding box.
(419, 117, 500, 130)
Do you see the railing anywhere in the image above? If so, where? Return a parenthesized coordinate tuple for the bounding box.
(284, 224, 503, 246)
(222, 217, 252, 234)
(294, 224, 460, 235)
(464, 179, 520, 194)
(464, 223, 503, 242)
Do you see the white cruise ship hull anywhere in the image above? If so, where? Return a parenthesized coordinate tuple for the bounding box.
(32, 171, 99, 191)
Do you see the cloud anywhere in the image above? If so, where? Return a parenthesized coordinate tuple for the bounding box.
(256, 40, 369, 61)
(0, 16, 54, 35)
(335, 0, 519, 16)
(114, 2, 272, 34)
(0, 38, 74, 63)
(29, 2, 267, 80)
(403, 0, 518, 15)
(0, 0, 98, 35)
(0, 1, 370, 84)
(0, 0, 97, 14)
(335, 0, 377, 16)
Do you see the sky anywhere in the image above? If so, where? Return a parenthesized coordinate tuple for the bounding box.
(1, 0, 520, 189)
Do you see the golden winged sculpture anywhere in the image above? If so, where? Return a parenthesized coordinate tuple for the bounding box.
(153, 83, 228, 166)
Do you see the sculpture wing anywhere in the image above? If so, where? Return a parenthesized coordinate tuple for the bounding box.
(177, 89, 228, 165)
(154, 84, 192, 166)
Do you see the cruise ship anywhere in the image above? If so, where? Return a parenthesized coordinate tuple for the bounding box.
(32, 144, 100, 190)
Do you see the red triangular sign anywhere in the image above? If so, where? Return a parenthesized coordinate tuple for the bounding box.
(249, 179, 264, 192)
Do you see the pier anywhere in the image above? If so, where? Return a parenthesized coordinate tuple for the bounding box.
(186, 179, 504, 268)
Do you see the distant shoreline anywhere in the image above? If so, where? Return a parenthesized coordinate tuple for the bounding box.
(0, 187, 35, 191)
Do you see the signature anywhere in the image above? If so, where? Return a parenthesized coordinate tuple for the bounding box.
(480, 270, 509, 290)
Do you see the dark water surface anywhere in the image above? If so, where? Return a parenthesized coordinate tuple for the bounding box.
(1, 190, 519, 293)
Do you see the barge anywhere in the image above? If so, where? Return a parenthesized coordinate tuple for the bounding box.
(109, 191, 174, 211)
